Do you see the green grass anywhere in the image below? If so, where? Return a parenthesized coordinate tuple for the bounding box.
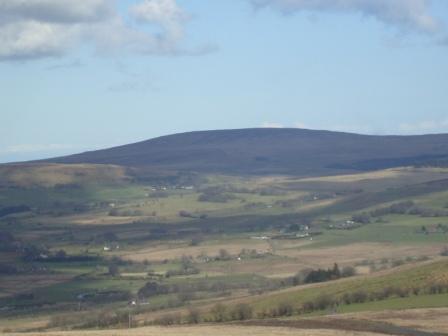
(309, 213, 448, 249)
(20, 278, 145, 305)
(337, 292, 448, 313)
(250, 259, 448, 312)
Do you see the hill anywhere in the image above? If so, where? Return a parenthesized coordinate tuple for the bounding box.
(40, 128, 448, 176)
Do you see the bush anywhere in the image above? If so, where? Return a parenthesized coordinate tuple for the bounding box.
(315, 295, 336, 310)
(154, 313, 181, 326)
(186, 308, 201, 324)
(179, 210, 195, 218)
(108, 264, 119, 276)
(276, 302, 294, 316)
(350, 290, 368, 303)
(441, 246, 448, 256)
(341, 266, 356, 277)
(391, 259, 405, 267)
(217, 249, 231, 261)
(138, 282, 169, 298)
(230, 303, 253, 320)
(210, 303, 227, 322)
(304, 264, 344, 283)
(351, 213, 371, 224)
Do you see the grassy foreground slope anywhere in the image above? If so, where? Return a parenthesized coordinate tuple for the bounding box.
(248, 259, 448, 315)
(1, 326, 388, 336)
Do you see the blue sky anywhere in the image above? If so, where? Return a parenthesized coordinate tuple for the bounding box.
(1, 0, 448, 162)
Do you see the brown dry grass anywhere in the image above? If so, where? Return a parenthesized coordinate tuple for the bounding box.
(323, 308, 448, 334)
(1, 326, 389, 336)
(199, 242, 443, 277)
(296, 167, 448, 183)
(0, 164, 129, 188)
(275, 242, 444, 267)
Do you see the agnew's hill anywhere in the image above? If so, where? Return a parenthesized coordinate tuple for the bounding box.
(42, 128, 448, 175)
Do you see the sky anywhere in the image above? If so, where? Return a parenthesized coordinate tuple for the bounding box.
(1, 0, 448, 163)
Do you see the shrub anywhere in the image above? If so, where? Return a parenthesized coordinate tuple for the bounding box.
(302, 300, 315, 313)
(350, 290, 368, 303)
(351, 213, 371, 224)
(210, 303, 227, 322)
(230, 303, 253, 321)
(341, 266, 356, 277)
(276, 302, 294, 316)
(186, 308, 201, 324)
(218, 249, 231, 261)
(314, 295, 336, 311)
(108, 264, 119, 276)
(441, 247, 448, 256)
(154, 313, 181, 326)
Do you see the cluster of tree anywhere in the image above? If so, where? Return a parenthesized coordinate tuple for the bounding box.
(302, 263, 353, 284)
(92, 231, 119, 244)
(77, 310, 132, 329)
(280, 265, 355, 288)
(138, 272, 279, 300)
(352, 201, 448, 225)
(165, 256, 200, 277)
(80, 290, 132, 304)
(108, 209, 143, 217)
(0, 262, 50, 275)
(258, 281, 448, 319)
(239, 248, 264, 259)
(178, 210, 208, 219)
(369, 201, 416, 217)
(153, 303, 253, 325)
(441, 246, 448, 256)
(21, 245, 96, 263)
(138, 280, 234, 299)
(43, 201, 92, 216)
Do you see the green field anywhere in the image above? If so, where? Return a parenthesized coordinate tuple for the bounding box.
(1, 165, 448, 332)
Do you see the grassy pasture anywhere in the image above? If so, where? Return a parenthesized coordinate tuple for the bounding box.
(249, 259, 448, 313)
(2, 165, 448, 332)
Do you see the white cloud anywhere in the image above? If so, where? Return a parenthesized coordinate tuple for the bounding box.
(130, 0, 188, 42)
(261, 122, 285, 128)
(251, 0, 440, 34)
(1, 143, 75, 154)
(0, 0, 196, 61)
(294, 122, 308, 129)
(0, 0, 113, 23)
(398, 119, 448, 134)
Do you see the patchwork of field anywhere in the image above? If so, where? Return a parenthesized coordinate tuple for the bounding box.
(1, 164, 448, 333)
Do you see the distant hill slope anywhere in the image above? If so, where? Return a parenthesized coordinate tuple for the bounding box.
(41, 128, 448, 175)
(0, 163, 130, 188)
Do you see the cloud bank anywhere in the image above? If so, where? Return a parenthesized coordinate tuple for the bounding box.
(251, 0, 440, 34)
(0, 0, 192, 61)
